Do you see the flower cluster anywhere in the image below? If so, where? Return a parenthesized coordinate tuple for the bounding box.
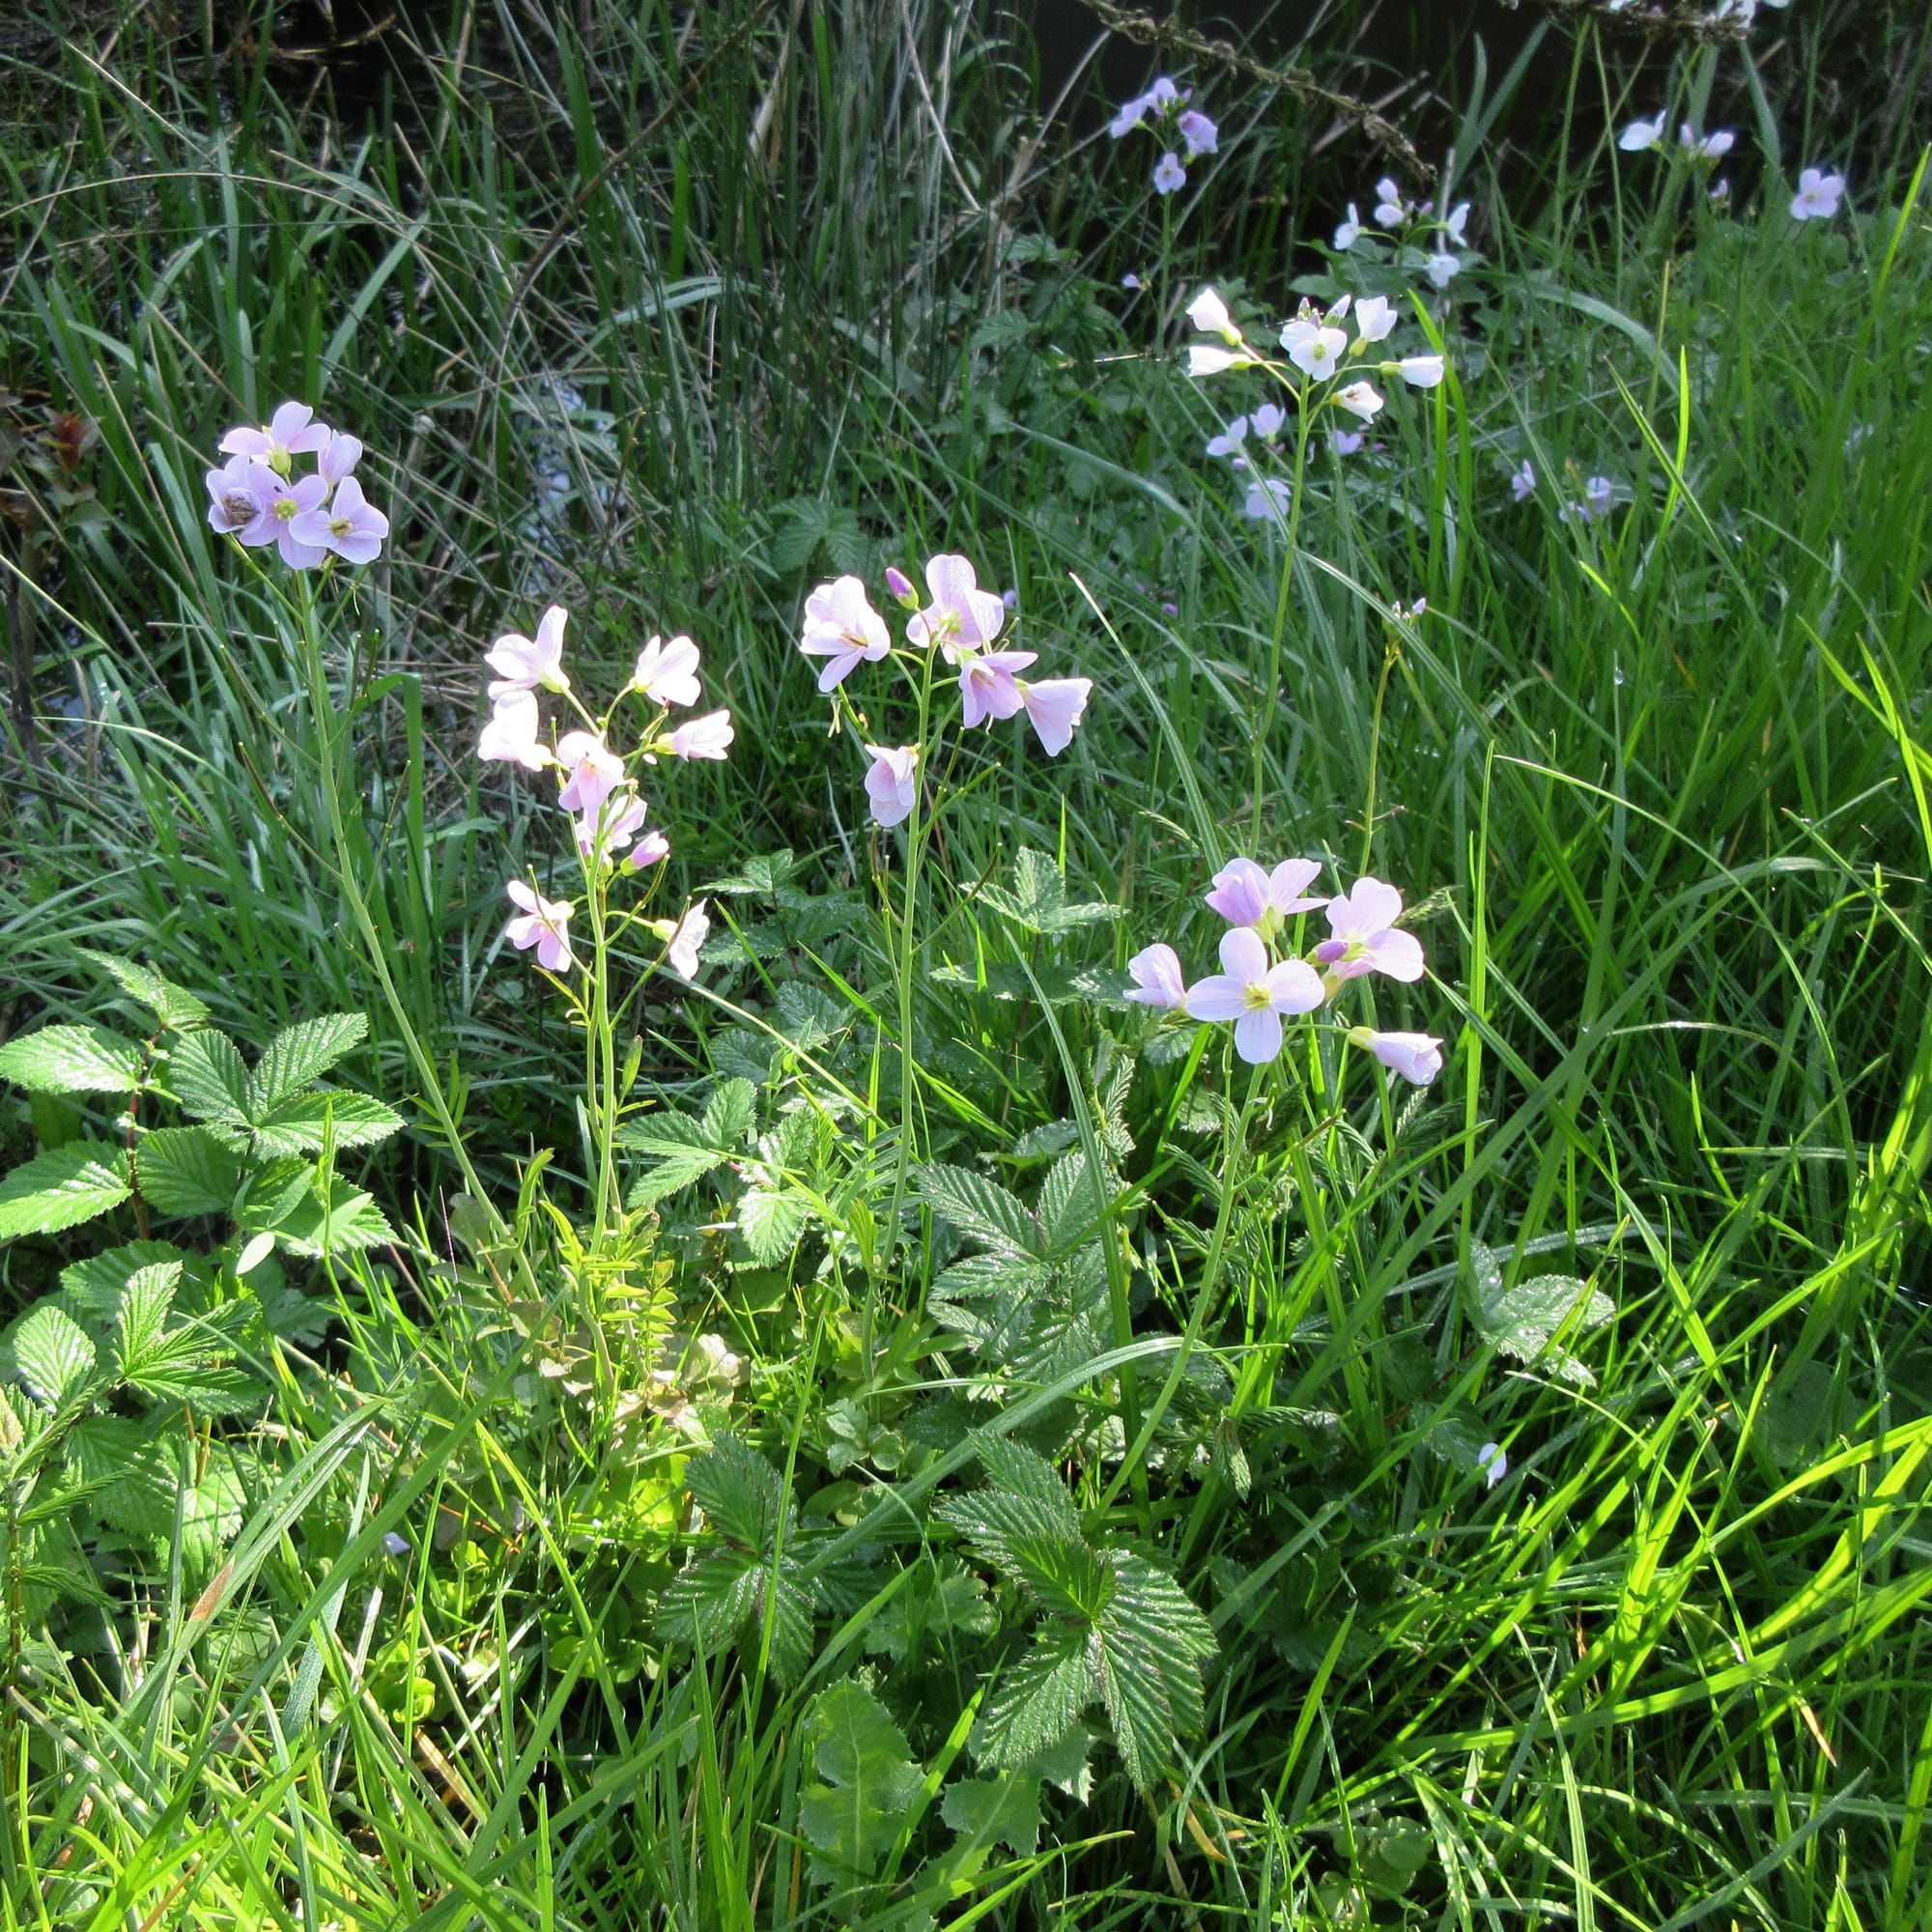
(1107, 74, 1217, 196)
(477, 605, 723, 980)
(1124, 860, 1442, 1079)
(1186, 286, 1444, 512)
(1618, 115, 1736, 161)
(204, 401, 390, 569)
(796, 554, 1093, 828)
(1333, 177, 1468, 288)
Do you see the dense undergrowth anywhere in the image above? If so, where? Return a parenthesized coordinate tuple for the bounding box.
(2, 1, 1931, 1925)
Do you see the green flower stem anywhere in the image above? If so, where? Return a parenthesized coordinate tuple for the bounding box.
(1250, 377, 1316, 845)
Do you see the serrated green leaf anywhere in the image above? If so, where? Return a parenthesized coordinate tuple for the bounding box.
(625, 1151, 729, 1208)
(244, 1013, 370, 1118)
(274, 1177, 396, 1257)
(688, 1435, 785, 1551)
(1470, 1269, 1614, 1386)
(0, 1141, 131, 1238)
(940, 1486, 1084, 1580)
(917, 1164, 1042, 1258)
(77, 951, 211, 1030)
(740, 1184, 809, 1265)
(700, 1077, 757, 1149)
(980, 1628, 1094, 1771)
(615, 1110, 723, 1158)
(236, 1158, 315, 1235)
(10, 1304, 98, 1405)
(798, 1681, 923, 1883)
(0, 1025, 147, 1095)
(59, 1241, 191, 1322)
(137, 1126, 243, 1218)
(166, 1031, 251, 1125)
(64, 1415, 177, 1535)
(940, 1772, 1043, 1860)
(1037, 1150, 1109, 1258)
(113, 1261, 183, 1373)
(979, 1437, 1081, 1518)
(247, 1091, 405, 1157)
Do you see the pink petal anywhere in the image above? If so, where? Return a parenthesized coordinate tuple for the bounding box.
(1233, 1008, 1284, 1064)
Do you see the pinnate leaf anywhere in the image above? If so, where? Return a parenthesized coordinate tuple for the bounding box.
(0, 1025, 147, 1095)
(0, 1141, 131, 1238)
(1468, 1253, 1614, 1388)
(917, 1165, 1042, 1258)
(77, 951, 210, 1030)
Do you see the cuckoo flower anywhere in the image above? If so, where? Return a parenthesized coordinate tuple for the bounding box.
(1511, 459, 1537, 501)
(218, 400, 330, 474)
(907, 554, 1007, 661)
(1349, 1025, 1444, 1085)
(1334, 381, 1385, 423)
(1680, 124, 1735, 159)
(1124, 943, 1188, 1010)
(1108, 74, 1180, 137)
(800, 577, 891, 691)
(1207, 414, 1251, 462)
(1186, 286, 1241, 343)
(1186, 927, 1325, 1065)
(1333, 202, 1363, 250)
(666, 710, 734, 760)
(1398, 354, 1446, 388)
(258, 471, 330, 570)
(958, 650, 1036, 727)
(863, 744, 920, 827)
(288, 474, 389, 566)
(632, 634, 701, 707)
(1178, 108, 1217, 156)
(1790, 166, 1844, 219)
(1206, 857, 1325, 934)
(1018, 676, 1092, 755)
(1280, 318, 1349, 381)
(665, 900, 710, 980)
(1313, 877, 1425, 983)
(478, 691, 551, 770)
(1477, 1441, 1507, 1488)
(488, 607, 570, 697)
(317, 431, 363, 489)
(1425, 248, 1461, 290)
(204, 456, 275, 543)
(1250, 401, 1287, 439)
(1618, 115, 1665, 152)
(575, 785, 650, 863)
(625, 829, 671, 871)
(556, 729, 626, 816)
(504, 880, 575, 973)
(1151, 153, 1186, 195)
(1188, 343, 1257, 377)
(1243, 478, 1293, 525)
(1373, 177, 1407, 226)
(1352, 295, 1398, 345)
(884, 565, 918, 606)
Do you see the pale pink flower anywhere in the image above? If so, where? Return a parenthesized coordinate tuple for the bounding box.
(1151, 152, 1187, 195)
(318, 432, 363, 489)
(258, 471, 330, 569)
(1185, 927, 1325, 1065)
(555, 729, 626, 816)
(218, 400, 330, 472)
(1333, 203, 1363, 250)
(884, 565, 918, 605)
(800, 577, 891, 691)
(1618, 115, 1665, 153)
(863, 744, 920, 827)
(667, 710, 734, 760)
(1177, 108, 1218, 157)
(504, 880, 574, 973)
(1334, 381, 1384, 422)
(288, 474, 389, 565)
(1124, 943, 1187, 1010)
(204, 456, 275, 543)
(1280, 318, 1349, 381)
(625, 829, 671, 870)
(633, 634, 702, 707)
(1018, 677, 1092, 755)
(575, 785, 650, 863)
(958, 649, 1036, 727)
(1313, 877, 1426, 983)
(1426, 248, 1461, 290)
(667, 900, 710, 980)
(1790, 166, 1844, 220)
(1349, 1025, 1444, 1085)
(1205, 857, 1325, 930)
(487, 607, 570, 698)
(907, 554, 1007, 661)
(477, 691, 551, 770)
(1188, 344, 1255, 378)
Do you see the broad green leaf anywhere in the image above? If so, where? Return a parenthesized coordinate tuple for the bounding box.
(0, 1141, 131, 1238)
(166, 1031, 251, 1126)
(113, 1261, 184, 1372)
(247, 1091, 405, 1157)
(917, 1164, 1042, 1258)
(1469, 1266, 1614, 1387)
(235, 1157, 316, 1235)
(700, 1077, 757, 1149)
(625, 1151, 728, 1208)
(77, 950, 211, 1030)
(60, 1241, 192, 1322)
(10, 1304, 98, 1405)
(940, 1486, 1084, 1580)
(1038, 1150, 1107, 1257)
(980, 1628, 1094, 1771)
(274, 1178, 396, 1257)
(618, 1107, 734, 1205)
(688, 1435, 785, 1551)
(739, 1183, 809, 1265)
(798, 1681, 923, 1883)
(137, 1126, 242, 1218)
(0, 1025, 147, 1095)
(940, 1772, 1043, 1861)
(245, 1013, 371, 1116)
(64, 1415, 177, 1535)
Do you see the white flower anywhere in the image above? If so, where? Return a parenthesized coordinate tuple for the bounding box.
(1186, 286, 1241, 342)
(1348, 1025, 1444, 1085)
(1188, 343, 1252, 378)
(1152, 152, 1187, 196)
(631, 634, 702, 707)
(1397, 354, 1446, 388)
(1279, 318, 1349, 381)
(1618, 115, 1664, 152)
(1206, 414, 1249, 461)
(1334, 381, 1384, 422)
(1442, 200, 1470, 244)
(1680, 124, 1736, 159)
(1242, 477, 1293, 526)
(1510, 459, 1536, 501)
(1333, 202, 1362, 250)
(1790, 166, 1845, 220)
(478, 691, 551, 770)
(1373, 176, 1406, 225)
(1352, 295, 1398, 344)
(1249, 402, 1286, 439)
(1477, 1441, 1507, 1488)
(665, 900, 710, 980)
(1425, 248, 1461, 289)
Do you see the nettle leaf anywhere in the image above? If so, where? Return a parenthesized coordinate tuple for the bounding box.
(0, 1141, 131, 1238)
(137, 1126, 242, 1218)
(1468, 1253, 1614, 1388)
(918, 1165, 1042, 1259)
(247, 1091, 405, 1157)
(245, 1013, 370, 1117)
(772, 983, 848, 1055)
(77, 951, 211, 1031)
(166, 1031, 251, 1127)
(0, 1025, 147, 1095)
(798, 1681, 923, 1883)
(618, 1098, 746, 1207)
(112, 1261, 183, 1371)
(64, 1415, 177, 1536)
(980, 848, 1122, 936)
(10, 1304, 99, 1406)
(1038, 1150, 1108, 1257)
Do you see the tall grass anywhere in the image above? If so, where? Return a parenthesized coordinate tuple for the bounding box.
(2, 1, 1930, 1925)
